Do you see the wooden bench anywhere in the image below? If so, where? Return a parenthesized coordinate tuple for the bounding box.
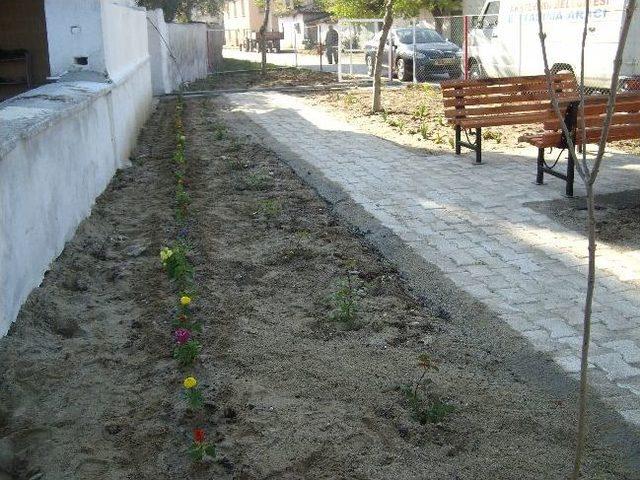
(441, 74, 579, 164)
(520, 93, 640, 196)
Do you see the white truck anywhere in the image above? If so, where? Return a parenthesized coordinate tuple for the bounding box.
(468, 0, 640, 90)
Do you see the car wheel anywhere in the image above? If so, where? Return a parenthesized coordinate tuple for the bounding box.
(366, 55, 374, 76)
(448, 67, 462, 79)
(396, 58, 412, 81)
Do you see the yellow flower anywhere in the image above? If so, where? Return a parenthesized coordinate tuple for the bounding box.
(183, 376, 197, 389)
(160, 247, 173, 262)
(180, 295, 192, 306)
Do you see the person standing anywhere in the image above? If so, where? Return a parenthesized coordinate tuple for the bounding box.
(325, 24, 339, 65)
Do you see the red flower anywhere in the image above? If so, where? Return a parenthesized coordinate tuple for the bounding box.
(194, 428, 205, 444)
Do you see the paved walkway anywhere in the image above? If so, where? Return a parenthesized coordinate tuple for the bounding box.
(226, 91, 640, 426)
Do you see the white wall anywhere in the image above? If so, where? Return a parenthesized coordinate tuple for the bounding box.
(0, 0, 152, 336)
(167, 23, 208, 87)
(147, 12, 209, 94)
(44, 0, 106, 77)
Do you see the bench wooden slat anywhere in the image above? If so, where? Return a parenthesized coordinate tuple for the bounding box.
(444, 102, 558, 119)
(443, 91, 578, 108)
(542, 112, 640, 130)
(441, 73, 575, 89)
(442, 79, 577, 98)
(520, 124, 640, 148)
(457, 111, 558, 128)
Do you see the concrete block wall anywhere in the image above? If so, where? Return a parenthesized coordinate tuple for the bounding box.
(0, 0, 152, 336)
(147, 10, 209, 95)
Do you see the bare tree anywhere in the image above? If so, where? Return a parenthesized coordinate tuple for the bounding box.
(259, 0, 272, 75)
(372, 0, 394, 112)
(536, 1, 637, 478)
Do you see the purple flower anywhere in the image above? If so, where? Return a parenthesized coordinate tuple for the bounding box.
(178, 227, 189, 238)
(174, 328, 191, 345)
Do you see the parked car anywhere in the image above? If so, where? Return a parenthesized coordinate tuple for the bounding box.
(468, 0, 640, 91)
(364, 27, 463, 81)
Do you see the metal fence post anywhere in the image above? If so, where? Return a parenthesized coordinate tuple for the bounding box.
(294, 29, 298, 68)
(338, 22, 342, 81)
(463, 15, 469, 80)
(349, 23, 353, 76)
(388, 34, 392, 81)
(412, 18, 417, 84)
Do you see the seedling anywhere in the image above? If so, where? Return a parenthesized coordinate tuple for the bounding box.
(159, 241, 193, 289)
(483, 129, 503, 143)
(401, 353, 454, 425)
(244, 170, 272, 191)
(183, 376, 204, 410)
(255, 198, 282, 220)
(174, 338, 202, 366)
(189, 429, 216, 462)
(330, 260, 360, 327)
(413, 104, 428, 119)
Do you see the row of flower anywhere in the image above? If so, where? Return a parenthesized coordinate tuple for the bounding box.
(160, 97, 215, 463)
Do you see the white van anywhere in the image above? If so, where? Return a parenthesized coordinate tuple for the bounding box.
(468, 0, 640, 90)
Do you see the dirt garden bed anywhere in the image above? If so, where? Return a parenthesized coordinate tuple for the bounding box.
(301, 84, 640, 157)
(0, 91, 638, 479)
(186, 59, 337, 92)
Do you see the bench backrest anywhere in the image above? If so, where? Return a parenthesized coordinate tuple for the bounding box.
(441, 74, 579, 127)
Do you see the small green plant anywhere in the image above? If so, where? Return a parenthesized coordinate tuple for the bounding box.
(182, 376, 204, 410)
(419, 123, 430, 140)
(432, 130, 447, 145)
(401, 354, 454, 425)
(189, 429, 216, 462)
(330, 261, 359, 326)
(176, 183, 191, 208)
(380, 109, 388, 121)
(413, 104, 428, 119)
(160, 241, 193, 288)
(483, 129, 503, 143)
(256, 198, 282, 220)
(244, 170, 272, 191)
(283, 229, 313, 259)
(173, 149, 185, 165)
(174, 338, 202, 366)
(343, 92, 357, 106)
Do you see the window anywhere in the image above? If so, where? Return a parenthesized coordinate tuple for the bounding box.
(395, 28, 445, 44)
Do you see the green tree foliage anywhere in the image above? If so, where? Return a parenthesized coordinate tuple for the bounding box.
(321, 0, 460, 18)
(137, 0, 222, 22)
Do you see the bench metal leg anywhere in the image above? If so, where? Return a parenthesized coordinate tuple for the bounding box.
(536, 148, 545, 184)
(566, 150, 575, 197)
(454, 126, 483, 164)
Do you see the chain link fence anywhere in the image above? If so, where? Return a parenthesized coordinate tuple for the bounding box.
(215, 9, 639, 93)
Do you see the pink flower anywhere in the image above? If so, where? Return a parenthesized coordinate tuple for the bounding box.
(174, 328, 191, 345)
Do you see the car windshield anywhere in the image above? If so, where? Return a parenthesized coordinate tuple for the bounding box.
(396, 28, 444, 44)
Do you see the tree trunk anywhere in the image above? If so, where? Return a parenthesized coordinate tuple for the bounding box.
(372, 0, 394, 113)
(571, 184, 597, 480)
(260, 0, 271, 75)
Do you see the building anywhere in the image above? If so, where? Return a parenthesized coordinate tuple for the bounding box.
(223, 0, 279, 49)
(277, 1, 331, 50)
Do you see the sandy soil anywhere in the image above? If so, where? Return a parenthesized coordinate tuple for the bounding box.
(301, 84, 640, 157)
(527, 189, 640, 251)
(0, 94, 637, 479)
(186, 68, 337, 92)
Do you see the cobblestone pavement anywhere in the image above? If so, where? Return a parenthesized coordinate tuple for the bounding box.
(226, 91, 640, 426)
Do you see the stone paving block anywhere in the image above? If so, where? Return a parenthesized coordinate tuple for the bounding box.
(534, 317, 578, 339)
(591, 353, 640, 380)
(620, 409, 640, 426)
(602, 340, 640, 364)
(231, 91, 640, 425)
